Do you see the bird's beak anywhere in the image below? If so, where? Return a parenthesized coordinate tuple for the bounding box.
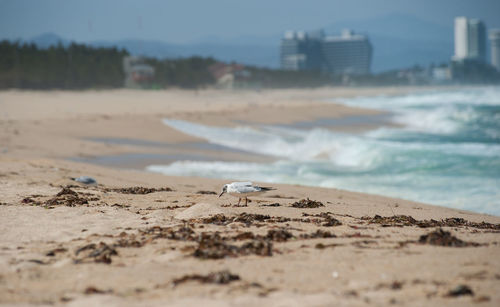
(218, 191, 225, 198)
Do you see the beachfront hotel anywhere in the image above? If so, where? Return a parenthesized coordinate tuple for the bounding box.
(280, 29, 372, 75)
(280, 30, 324, 71)
(453, 16, 486, 62)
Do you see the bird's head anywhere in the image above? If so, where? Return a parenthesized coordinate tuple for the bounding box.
(218, 184, 228, 197)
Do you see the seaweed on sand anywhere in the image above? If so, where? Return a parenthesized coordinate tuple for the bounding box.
(291, 198, 324, 208)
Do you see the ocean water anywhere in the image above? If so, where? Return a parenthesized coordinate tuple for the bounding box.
(147, 87, 500, 215)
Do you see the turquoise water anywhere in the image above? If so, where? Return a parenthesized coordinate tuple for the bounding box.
(147, 87, 500, 215)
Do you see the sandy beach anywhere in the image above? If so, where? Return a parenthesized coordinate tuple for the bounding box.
(1, 87, 499, 306)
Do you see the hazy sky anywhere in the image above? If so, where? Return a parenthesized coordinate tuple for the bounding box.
(1, 0, 499, 43)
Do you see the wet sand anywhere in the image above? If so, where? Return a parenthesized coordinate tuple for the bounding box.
(1, 87, 499, 306)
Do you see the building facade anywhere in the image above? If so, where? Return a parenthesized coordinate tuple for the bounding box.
(468, 19, 486, 62)
(453, 17, 486, 62)
(123, 56, 155, 88)
(280, 29, 372, 75)
(280, 31, 323, 71)
(454, 17, 469, 60)
(489, 29, 500, 71)
(321, 30, 372, 75)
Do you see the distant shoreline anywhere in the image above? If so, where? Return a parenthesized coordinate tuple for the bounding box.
(0, 85, 462, 169)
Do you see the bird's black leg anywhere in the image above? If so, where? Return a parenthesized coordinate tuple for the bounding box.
(245, 197, 248, 206)
(237, 198, 241, 206)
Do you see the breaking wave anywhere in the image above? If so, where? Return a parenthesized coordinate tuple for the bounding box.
(148, 87, 500, 215)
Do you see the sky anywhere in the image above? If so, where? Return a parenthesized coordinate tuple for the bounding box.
(1, 0, 499, 44)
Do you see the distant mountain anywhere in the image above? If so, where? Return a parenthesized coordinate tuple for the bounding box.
(28, 13, 455, 73)
(29, 32, 70, 48)
(92, 39, 180, 58)
(93, 39, 279, 68)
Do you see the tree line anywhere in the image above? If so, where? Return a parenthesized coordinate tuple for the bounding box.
(0, 41, 218, 89)
(0, 41, 128, 89)
(0, 40, 336, 90)
(0, 41, 221, 89)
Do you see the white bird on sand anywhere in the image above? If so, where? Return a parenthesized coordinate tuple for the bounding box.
(218, 182, 275, 206)
(71, 176, 97, 185)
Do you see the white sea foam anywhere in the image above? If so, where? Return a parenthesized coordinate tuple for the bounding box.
(336, 87, 500, 135)
(337, 87, 500, 108)
(147, 159, 500, 215)
(151, 87, 500, 215)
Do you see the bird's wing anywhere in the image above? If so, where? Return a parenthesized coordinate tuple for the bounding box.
(232, 185, 259, 194)
(75, 176, 96, 184)
(231, 181, 253, 187)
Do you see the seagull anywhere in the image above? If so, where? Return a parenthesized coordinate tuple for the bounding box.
(218, 182, 275, 206)
(70, 176, 97, 185)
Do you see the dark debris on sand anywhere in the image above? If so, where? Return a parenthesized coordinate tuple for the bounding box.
(418, 229, 480, 247)
(302, 212, 342, 227)
(64, 212, 479, 265)
(300, 230, 336, 239)
(446, 285, 474, 297)
(21, 197, 36, 204)
(363, 215, 429, 227)
(234, 213, 274, 225)
(196, 190, 217, 195)
(139, 225, 196, 241)
(196, 213, 291, 227)
(231, 228, 335, 242)
(43, 188, 99, 208)
(363, 215, 500, 230)
(19, 187, 101, 208)
(57, 187, 78, 196)
(315, 243, 343, 249)
(440, 217, 500, 230)
(260, 203, 281, 207)
(70, 224, 282, 260)
(72, 226, 196, 264)
(265, 229, 294, 242)
(104, 186, 173, 194)
(74, 242, 118, 264)
(232, 229, 294, 242)
(291, 198, 324, 208)
(193, 233, 273, 259)
(233, 232, 257, 241)
(198, 214, 232, 225)
(84, 286, 112, 295)
(45, 248, 67, 257)
(172, 270, 240, 286)
(191, 212, 343, 228)
(114, 232, 146, 248)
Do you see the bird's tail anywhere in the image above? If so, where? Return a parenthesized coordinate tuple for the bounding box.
(260, 187, 276, 191)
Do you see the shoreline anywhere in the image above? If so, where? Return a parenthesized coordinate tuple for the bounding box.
(1, 87, 499, 306)
(0, 86, 413, 168)
(0, 87, 401, 168)
(68, 111, 396, 170)
(0, 86, 495, 214)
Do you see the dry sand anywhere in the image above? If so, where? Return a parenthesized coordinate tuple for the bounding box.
(0, 87, 499, 306)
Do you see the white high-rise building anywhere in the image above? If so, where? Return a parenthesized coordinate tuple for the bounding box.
(453, 16, 486, 62)
(490, 29, 500, 71)
(454, 17, 469, 60)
